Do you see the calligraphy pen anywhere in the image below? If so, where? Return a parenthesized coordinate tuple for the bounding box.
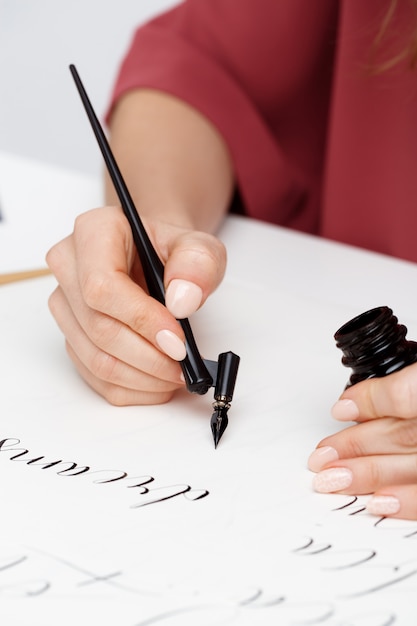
(69, 64, 240, 448)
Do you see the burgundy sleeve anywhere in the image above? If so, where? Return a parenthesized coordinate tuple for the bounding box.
(106, 0, 308, 224)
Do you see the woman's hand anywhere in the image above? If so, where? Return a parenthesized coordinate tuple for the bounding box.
(46, 205, 226, 406)
(308, 363, 417, 520)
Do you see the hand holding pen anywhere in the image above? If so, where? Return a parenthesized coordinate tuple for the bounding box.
(46, 67, 239, 446)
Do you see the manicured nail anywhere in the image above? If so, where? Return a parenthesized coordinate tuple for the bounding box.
(313, 467, 353, 493)
(155, 330, 186, 361)
(308, 446, 339, 472)
(165, 279, 203, 319)
(366, 495, 400, 516)
(331, 399, 360, 421)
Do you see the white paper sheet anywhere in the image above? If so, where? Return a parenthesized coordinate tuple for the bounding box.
(1, 217, 417, 625)
(0, 151, 102, 273)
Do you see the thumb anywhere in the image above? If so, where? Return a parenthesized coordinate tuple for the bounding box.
(163, 229, 227, 319)
(332, 362, 417, 422)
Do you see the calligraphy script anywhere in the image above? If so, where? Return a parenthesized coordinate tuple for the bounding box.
(1, 437, 417, 625)
(0, 437, 209, 508)
(1, 502, 416, 626)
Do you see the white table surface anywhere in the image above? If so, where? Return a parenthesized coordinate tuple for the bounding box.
(0, 150, 102, 273)
(1, 158, 417, 624)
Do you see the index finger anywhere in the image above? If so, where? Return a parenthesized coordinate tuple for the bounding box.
(63, 207, 186, 357)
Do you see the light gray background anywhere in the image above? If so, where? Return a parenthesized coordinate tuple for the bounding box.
(0, 0, 180, 177)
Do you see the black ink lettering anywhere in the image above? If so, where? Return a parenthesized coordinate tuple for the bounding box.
(77, 570, 123, 587)
(238, 588, 285, 607)
(126, 476, 155, 494)
(293, 537, 314, 551)
(30, 547, 149, 596)
(131, 485, 192, 508)
(332, 496, 366, 516)
(343, 612, 396, 626)
(56, 463, 90, 476)
(183, 489, 209, 501)
(405, 530, 417, 538)
(342, 561, 417, 597)
(333, 496, 358, 510)
(0, 555, 27, 571)
(0, 439, 90, 475)
(26, 456, 49, 464)
(0, 436, 209, 510)
(293, 537, 332, 555)
(86, 469, 128, 483)
(0, 438, 23, 453)
(373, 516, 417, 541)
(349, 506, 366, 516)
(239, 588, 262, 605)
(0, 579, 50, 597)
(322, 549, 377, 570)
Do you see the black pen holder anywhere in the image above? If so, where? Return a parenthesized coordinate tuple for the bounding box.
(334, 306, 417, 387)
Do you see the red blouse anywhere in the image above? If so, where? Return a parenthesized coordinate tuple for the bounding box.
(108, 0, 417, 263)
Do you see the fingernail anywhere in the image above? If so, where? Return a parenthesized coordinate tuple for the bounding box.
(165, 279, 203, 319)
(308, 446, 339, 472)
(366, 495, 401, 516)
(156, 330, 186, 361)
(331, 399, 360, 421)
(313, 467, 353, 493)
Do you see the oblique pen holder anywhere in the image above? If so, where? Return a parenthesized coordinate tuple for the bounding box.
(334, 306, 417, 388)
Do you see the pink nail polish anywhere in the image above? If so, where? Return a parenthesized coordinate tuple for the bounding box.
(156, 330, 186, 361)
(331, 399, 360, 421)
(165, 279, 203, 319)
(366, 495, 400, 516)
(313, 467, 353, 493)
(308, 446, 339, 472)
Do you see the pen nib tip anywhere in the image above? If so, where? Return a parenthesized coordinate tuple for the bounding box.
(211, 408, 229, 448)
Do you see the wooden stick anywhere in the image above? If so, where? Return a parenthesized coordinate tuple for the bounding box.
(0, 268, 51, 285)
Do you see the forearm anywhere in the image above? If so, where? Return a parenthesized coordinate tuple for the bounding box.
(105, 89, 235, 233)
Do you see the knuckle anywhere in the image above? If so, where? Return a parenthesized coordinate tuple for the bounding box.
(45, 241, 66, 275)
(139, 390, 176, 406)
(146, 349, 169, 377)
(129, 304, 150, 333)
(343, 430, 368, 458)
(73, 211, 92, 233)
(387, 373, 417, 418)
(202, 232, 227, 259)
(390, 418, 417, 449)
(181, 232, 226, 271)
(89, 348, 119, 382)
(367, 458, 383, 488)
(81, 270, 113, 311)
(333, 423, 369, 459)
(198, 235, 226, 267)
(154, 391, 176, 405)
(87, 314, 120, 350)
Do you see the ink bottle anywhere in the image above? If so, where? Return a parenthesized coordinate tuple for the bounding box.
(334, 306, 417, 387)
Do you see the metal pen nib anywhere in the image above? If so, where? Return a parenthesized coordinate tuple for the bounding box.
(210, 351, 240, 448)
(211, 405, 229, 449)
